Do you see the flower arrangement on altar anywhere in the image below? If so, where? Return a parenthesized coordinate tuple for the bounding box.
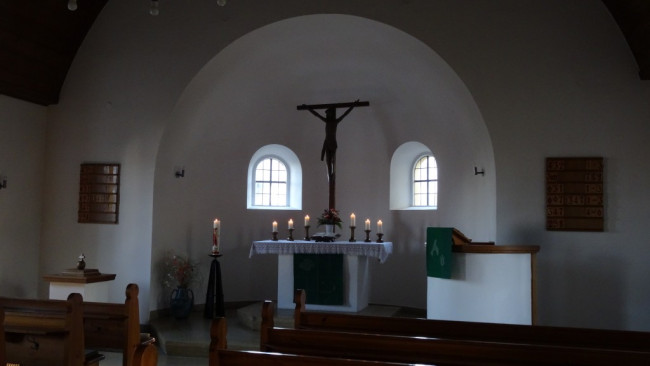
(317, 208, 343, 228)
(161, 251, 198, 289)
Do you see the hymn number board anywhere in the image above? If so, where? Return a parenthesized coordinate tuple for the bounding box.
(546, 157, 603, 231)
(78, 163, 120, 224)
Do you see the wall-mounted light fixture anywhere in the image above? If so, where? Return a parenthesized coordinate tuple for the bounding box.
(474, 167, 485, 176)
(175, 167, 185, 178)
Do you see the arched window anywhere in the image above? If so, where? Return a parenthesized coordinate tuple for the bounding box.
(413, 155, 438, 208)
(254, 157, 288, 207)
(389, 141, 438, 210)
(247, 144, 302, 210)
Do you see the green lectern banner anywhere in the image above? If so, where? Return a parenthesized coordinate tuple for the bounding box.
(426, 227, 453, 279)
(294, 254, 344, 305)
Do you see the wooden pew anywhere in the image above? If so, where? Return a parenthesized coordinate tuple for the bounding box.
(213, 349, 436, 366)
(294, 289, 650, 352)
(209, 316, 432, 366)
(0, 293, 103, 366)
(83, 283, 157, 366)
(261, 300, 650, 366)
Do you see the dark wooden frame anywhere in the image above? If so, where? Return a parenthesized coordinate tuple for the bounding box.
(78, 163, 120, 224)
(546, 157, 604, 231)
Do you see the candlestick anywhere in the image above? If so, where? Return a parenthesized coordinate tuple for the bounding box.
(288, 228, 294, 241)
(288, 219, 294, 230)
(377, 220, 383, 234)
(212, 228, 220, 254)
(364, 229, 371, 242)
(349, 226, 356, 242)
(272, 231, 278, 241)
(304, 225, 311, 241)
(304, 215, 310, 227)
(350, 213, 356, 227)
(365, 218, 370, 230)
(376, 233, 384, 243)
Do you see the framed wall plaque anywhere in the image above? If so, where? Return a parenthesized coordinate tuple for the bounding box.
(546, 157, 603, 231)
(78, 163, 120, 224)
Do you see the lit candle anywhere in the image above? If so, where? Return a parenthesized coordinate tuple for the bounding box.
(365, 219, 371, 230)
(272, 221, 278, 232)
(212, 218, 220, 253)
(350, 213, 356, 227)
(304, 215, 310, 227)
(377, 220, 383, 234)
(288, 219, 294, 229)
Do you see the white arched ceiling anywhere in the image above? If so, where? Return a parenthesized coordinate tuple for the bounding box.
(152, 14, 495, 309)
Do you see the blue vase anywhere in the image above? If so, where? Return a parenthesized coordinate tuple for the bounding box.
(170, 286, 194, 319)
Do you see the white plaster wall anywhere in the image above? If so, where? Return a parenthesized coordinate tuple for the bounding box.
(24, 0, 650, 330)
(152, 14, 495, 311)
(0, 95, 46, 298)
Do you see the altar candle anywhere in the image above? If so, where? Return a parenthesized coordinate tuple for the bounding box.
(304, 215, 310, 226)
(273, 221, 278, 232)
(288, 219, 294, 229)
(365, 219, 371, 230)
(377, 220, 383, 234)
(350, 213, 356, 227)
(213, 218, 220, 229)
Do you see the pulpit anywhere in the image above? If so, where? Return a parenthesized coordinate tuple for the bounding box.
(250, 240, 392, 312)
(43, 268, 116, 302)
(426, 227, 539, 325)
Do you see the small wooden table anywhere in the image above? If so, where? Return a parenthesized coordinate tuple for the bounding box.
(43, 269, 116, 302)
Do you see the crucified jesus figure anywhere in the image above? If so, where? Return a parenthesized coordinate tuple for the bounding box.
(310, 103, 356, 178)
(298, 100, 369, 210)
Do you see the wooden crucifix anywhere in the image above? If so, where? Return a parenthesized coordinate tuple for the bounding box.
(297, 100, 370, 210)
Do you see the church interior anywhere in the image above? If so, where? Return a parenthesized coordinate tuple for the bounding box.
(1, 0, 650, 364)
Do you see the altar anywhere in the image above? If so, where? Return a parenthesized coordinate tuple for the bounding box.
(250, 240, 392, 312)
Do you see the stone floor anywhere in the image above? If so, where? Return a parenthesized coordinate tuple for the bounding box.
(99, 302, 425, 366)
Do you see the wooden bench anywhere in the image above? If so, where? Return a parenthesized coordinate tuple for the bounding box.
(261, 300, 650, 366)
(209, 316, 432, 366)
(83, 283, 157, 366)
(294, 288, 650, 352)
(0, 293, 104, 366)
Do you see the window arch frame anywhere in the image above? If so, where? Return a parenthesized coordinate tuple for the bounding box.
(389, 141, 438, 211)
(247, 144, 302, 210)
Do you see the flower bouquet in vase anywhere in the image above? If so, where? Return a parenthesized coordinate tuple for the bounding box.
(162, 251, 199, 319)
(313, 208, 342, 241)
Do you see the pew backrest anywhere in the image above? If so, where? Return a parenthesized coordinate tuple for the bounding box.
(294, 289, 650, 352)
(0, 293, 86, 366)
(261, 299, 650, 366)
(82, 283, 157, 366)
(213, 349, 433, 366)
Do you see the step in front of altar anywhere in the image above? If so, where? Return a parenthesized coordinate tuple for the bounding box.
(236, 301, 401, 331)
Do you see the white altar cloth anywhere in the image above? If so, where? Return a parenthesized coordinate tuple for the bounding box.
(249, 240, 393, 263)
(250, 240, 393, 311)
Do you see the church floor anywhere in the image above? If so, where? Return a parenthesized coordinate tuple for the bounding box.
(99, 302, 425, 366)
